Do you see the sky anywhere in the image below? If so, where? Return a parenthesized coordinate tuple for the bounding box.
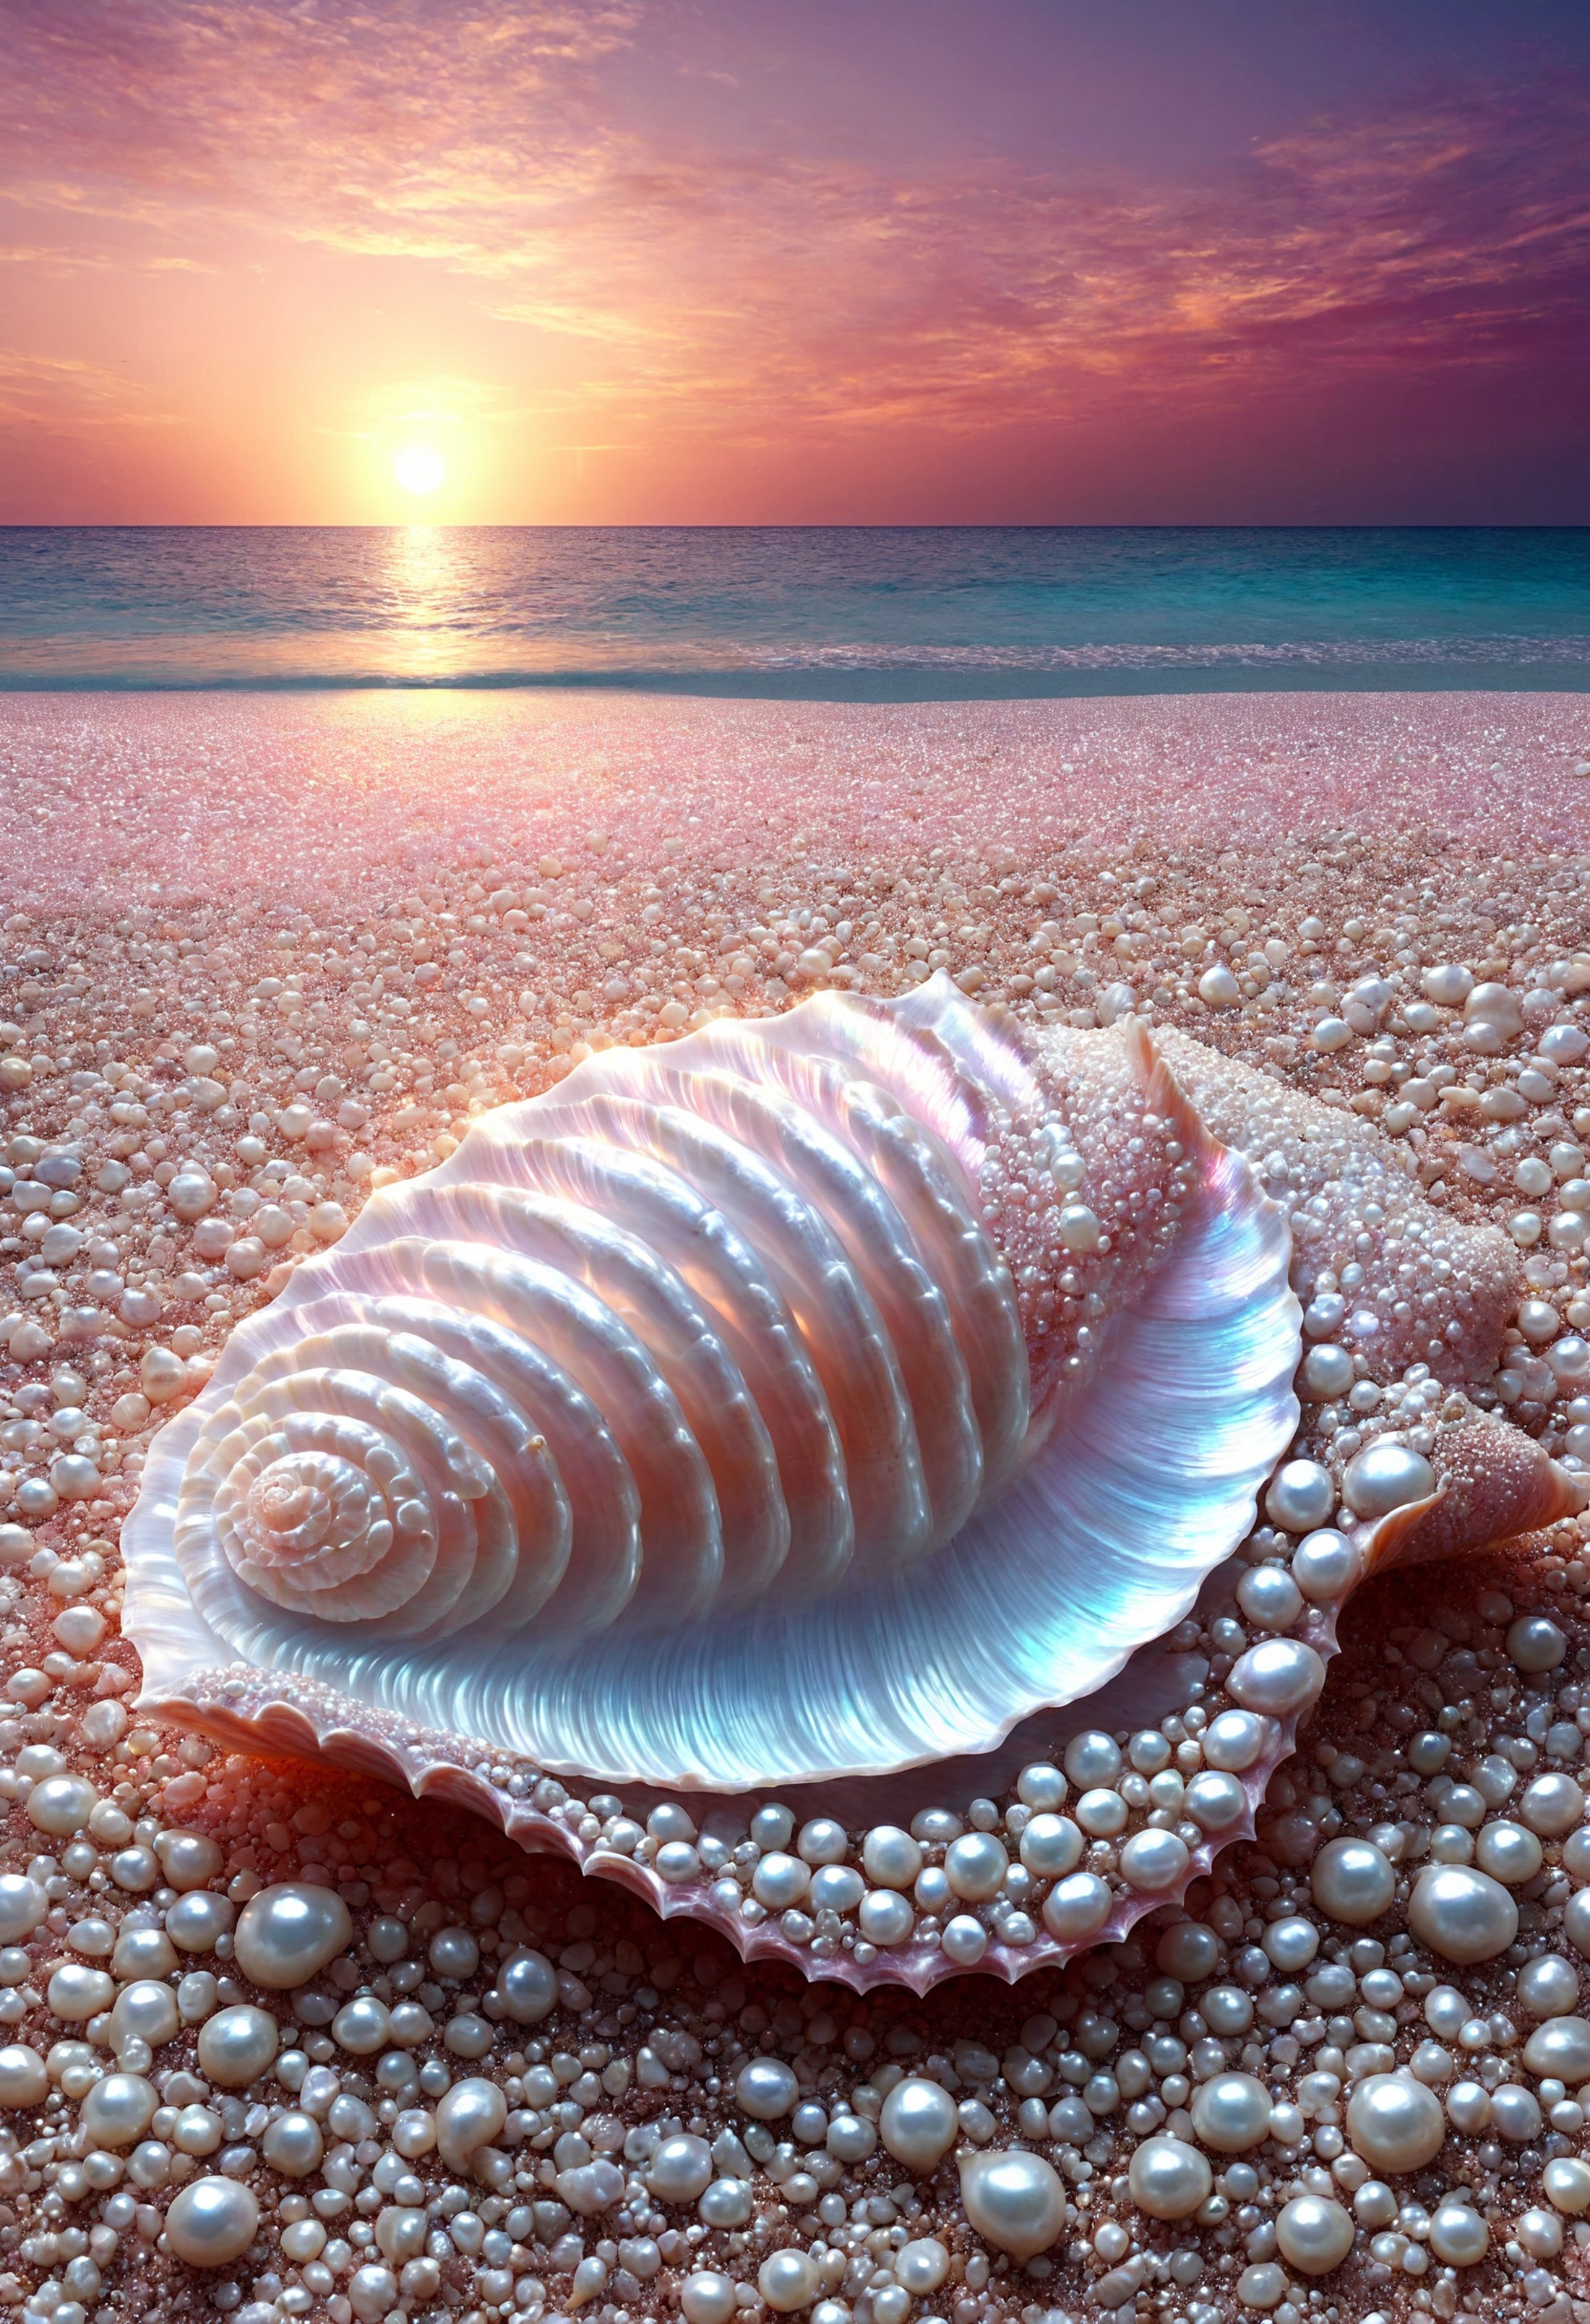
(1, 0, 1587, 526)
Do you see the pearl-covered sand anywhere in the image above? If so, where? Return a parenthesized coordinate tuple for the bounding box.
(1, 689, 1590, 2324)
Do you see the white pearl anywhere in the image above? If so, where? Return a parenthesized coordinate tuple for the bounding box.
(108, 1979, 179, 2054)
(1227, 1639, 1325, 1715)
(1544, 2158, 1590, 2217)
(940, 1915, 989, 1968)
(48, 1963, 113, 2022)
(233, 1883, 352, 1989)
(1474, 1819, 1542, 1885)
(1202, 1710, 1265, 1771)
(0, 2045, 46, 2106)
(1185, 1772, 1247, 1832)
(1311, 1837, 1395, 1926)
(1127, 2135, 1211, 2219)
(25, 1774, 98, 1837)
(1507, 1614, 1567, 1673)
(164, 2174, 260, 2266)
(861, 1826, 921, 1890)
(1427, 2200, 1488, 2265)
(858, 1890, 914, 1947)
(958, 2148, 1067, 2258)
(879, 2076, 958, 2171)
(895, 2237, 950, 2293)
(656, 1841, 700, 1884)
(434, 2076, 507, 2172)
(752, 1852, 811, 1909)
(1235, 1564, 1304, 1631)
(1064, 1731, 1123, 1788)
(1265, 1459, 1334, 1532)
(0, 1876, 46, 1944)
(1275, 2195, 1354, 2273)
(1292, 1529, 1359, 1603)
(1120, 1829, 1190, 1892)
(1041, 1872, 1113, 1942)
(796, 1818, 848, 1865)
(262, 2110, 324, 2176)
(1341, 1441, 1435, 1518)
(1517, 1954, 1580, 2019)
(809, 1865, 864, 1914)
(1020, 1814, 1083, 1877)
(1406, 1865, 1518, 1963)
(1519, 1774, 1585, 1836)
(1522, 2017, 1590, 2082)
(497, 1948, 557, 2023)
(166, 1891, 235, 1954)
(758, 2250, 819, 2313)
(945, 1832, 1007, 1900)
(1190, 2072, 1271, 2152)
(1263, 1916, 1320, 1971)
(1568, 1890, 1590, 1960)
(1302, 1343, 1354, 1399)
(80, 2072, 157, 2149)
(1016, 1763, 1067, 1810)
(331, 1996, 390, 2056)
(1346, 2074, 1445, 2171)
(1076, 1787, 1128, 1837)
(197, 2004, 279, 2087)
(681, 2271, 739, 2324)
(647, 2133, 713, 2203)
(736, 2058, 799, 2120)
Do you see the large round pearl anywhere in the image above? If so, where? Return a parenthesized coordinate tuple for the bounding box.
(958, 2149, 1067, 2259)
(1523, 2015, 1590, 2082)
(1427, 2200, 1489, 2264)
(681, 2271, 739, 2324)
(895, 2237, 951, 2294)
(164, 2175, 260, 2265)
(1020, 1814, 1083, 1878)
(0, 2045, 46, 2106)
(0, 1876, 46, 1945)
(1474, 1819, 1542, 1885)
(109, 1979, 179, 2052)
(25, 1774, 98, 1838)
(494, 1945, 556, 2025)
(945, 1832, 1008, 1901)
(1185, 1772, 1247, 1832)
(736, 2058, 799, 2122)
(647, 2135, 714, 2204)
(940, 1915, 989, 1968)
(1518, 1954, 1580, 2020)
(1302, 1345, 1354, 1399)
(233, 1883, 352, 1989)
(1226, 1640, 1325, 1716)
(1064, 1731, 1123, 1788)
(1041, 1871, 1112, 1942)
(861, 1826, 921, 1890)
(1342, 1442, 1435, 1519)
(1346, 2074, 1445, 2173)
(80, 2072, 157, 2149)
(434, 2078, 507, 2174)
(1406, 1865, 1518, 1963)
(757, 2251, 819, 2314)
(1567, 1890, 1590, 1959)
(197, 2004, 279, 2088)
(1506, 1614, 1567, 1673)
(1202, 1710, 1265, 1772)
(879, 2077, 957, 2171)
(1544, 2158, 1590, 2218)
(1190, 2073, 1271, 2153)
(1291, 1528, 1359, 1603)
(1275, 2195, 1354, 2274)
(1519, 1773, 1585, 1837)
(1127, 2136, 1211, 2219)
(262, 2110, 324, 2177)
(1311, 1837, 1395, 1925)
(857, 1890, 914, 1946)
(1265, 1459, 1334, 1532)
(1120, 1830, 1190, 1892)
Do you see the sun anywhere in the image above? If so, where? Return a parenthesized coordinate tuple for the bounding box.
(393, 443, 446, 497)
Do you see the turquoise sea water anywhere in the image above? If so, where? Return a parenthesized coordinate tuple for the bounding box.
(0, 526, 1586, 697)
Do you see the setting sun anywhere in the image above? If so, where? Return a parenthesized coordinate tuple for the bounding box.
(393, 443, 446, 497)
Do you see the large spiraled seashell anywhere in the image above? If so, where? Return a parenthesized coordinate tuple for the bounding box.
(124, 977, 1580, 1988)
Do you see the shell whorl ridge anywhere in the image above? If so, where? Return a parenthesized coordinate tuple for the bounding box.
(126, 978, 1302, 1798)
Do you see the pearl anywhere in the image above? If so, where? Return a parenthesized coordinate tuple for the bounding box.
(1518, 1954, 1580, 2019)
(197, 2004, 279, 2087)
(940, 1914, 989, 1967)
(752, 1852, 811, 1909)
(861, 1825, 921, 1890)
(48, 1963, 114, 2022)
(895, 2237, 950, 2293)
(945, 1832, 1008, 1900)
(1474, 1818, 1542, 1885)
(1235, 2262, 1287, 2310)
(1341, 1441, 1435, 1519)
(646, 2133, 713, 2203)
(1185, 1772, 1247, 1832)
(497, 1946, 557, 2022)
(1522, 2015, 1590, 2082)
(1544, 2158, 1590, 2216)
(1235, 1564, 1304, 1631)
(957, 2148, 1067, 2258)
(80, 2072, 157, 2149)
(1190, 2072, 1271, 2152)
(1041, 1871, 1113, 1943)
(796, 1818, 848, 1865)
(1019, 1814, 1083, 1877)
(757, 2250, 820, 2312)
(736, 2057, 799, 2121)
(163, 2174, 260, 2266)
(1427, 2200, 1489, 2265)
(1406, 1864, 1518, 1963)
(434, 2076, 507, 2173)
(25, 1773, 98, 1837)
(1292, 1528, 1359, 1603)
(1567, 1889, 1590, 1959)
(0, 2044, 46, 2106)
(858, 1889, 915, 1946)
(261, 2111, 324, 2176)
(233, 1883, 353, 1989)
(1120, 1829, 1190, 1892)
(682, 2271, 739, 2324)
(1076, 1787, 1128, 1837)
(1507, 1613, 1567, 1672)
(1203, 1710, 1266, 1772)
(700, 2179, 752, 2227)
(1346, 2074, 1445, 2172)
(1275, 2194, 1354, 2274)
(1156, 1920, 1221, 1980)
(1265, 1459, 1334, 1532)
(1518, 1773, 1585, 1836)
(0, 1877, 46, 1944)
(166, 1890, 235, 1953)
(809, 1865, 864, 1914)
(656, 1840, 700, 1883)
(1302, 1343, 1354, 1399)
(1490, 2083, 1543, 2143)
(1226, 1639, 1325, 1715)
(880, 2076, 958, 2170)
(1016, 1762, 1067, 1810)
(1065, 1731, 1123, 1788)
(1127, 2135, 1211, 2219)
(1311, 1836, 1395, 1926)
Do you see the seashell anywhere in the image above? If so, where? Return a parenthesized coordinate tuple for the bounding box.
(124, 975, 1580, 1989)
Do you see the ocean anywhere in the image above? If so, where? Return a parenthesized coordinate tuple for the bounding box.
(0, 525, 1586, 697)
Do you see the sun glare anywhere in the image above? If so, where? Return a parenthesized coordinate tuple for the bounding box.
(393, 443, 446, 497)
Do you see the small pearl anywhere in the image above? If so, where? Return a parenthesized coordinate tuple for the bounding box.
(1236, 1564, 1304, 1631)
(1427, 2200, 1488, 2265)
(233, 1883, 353, 1989)
(261, 2110, 324, 2177)
(163, 2174, 260, 2266)
(1127, 2135, 1211, 2219)
(1236, 2262, 1288, 2311)
(1041, 1871, 1113, 1943)
(1341, 1441, 1435, 1519)
(1020, 1814, 1083, 1877)
(197, 2004, 279, 2087)
(809, 1864, 864, 1913)
(1190, 2072, 1271, 2152)
(80, 2072, 157, 2150)
(796, 1818, 848, 1865)
(1227, 1639, 1325, 1715)
(1302, 1343, 1354, 1399)
(1203, 1710, 1266, 1771)
(856, 1890, 914, 1946)
(1265, 1459, 1334, 1532)
(1406, 1865, 1518, 1963)
(958, 2148, 1067, 2258)
(1292, 1527, 1359, 1603)
(1016, 1762, 1067, 1810)
(1275, 2194, 1354, 2274)
(940, 1914, 989, 1968)
(736, 2058, 799, 2121)
(496, 1947, 557, 2023)
(1120, 1829, 1190, 1892)
(1263, 1916, 1320, 1971)
(1076, 1787, 1127, 1837)
(1311, 1837, 1395, 1926)
(879, 2077, 958, 2171)
(861, 1825, 921, 1890)
(895, 2237, 950, 2294)
(1346, 2074, 1445, 2172)
(434, 2077, 507, 2172)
